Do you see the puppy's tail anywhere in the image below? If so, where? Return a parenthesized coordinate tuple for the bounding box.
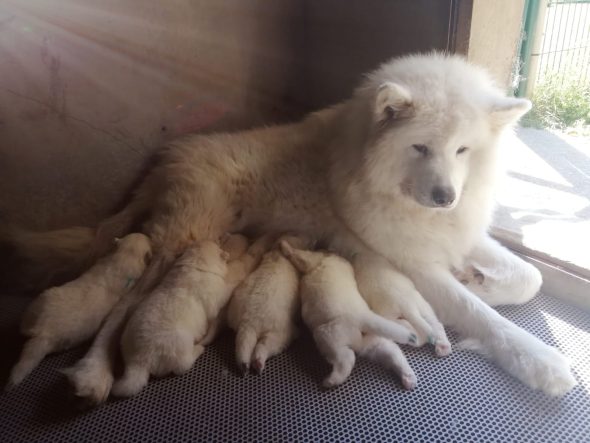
(0, 192, 151, 291)
(235, 326, 258, 375)
(360, 311, 418, 347)
(6, 336, 54, 388)
(111, 365, 150, 397)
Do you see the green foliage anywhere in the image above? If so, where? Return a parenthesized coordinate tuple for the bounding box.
(522, 72, 590, 131)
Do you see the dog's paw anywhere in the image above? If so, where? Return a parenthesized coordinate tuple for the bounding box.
(486, 333, 577, 397)
(513, 345, 577, 397)
(321, 375, 343, 389)
(400, 372, 417, 390)
(61, 359, 114, 406)
(434, 338, 452, 357)
(252, 358, 265, 375)
(238, 362, 249, 377)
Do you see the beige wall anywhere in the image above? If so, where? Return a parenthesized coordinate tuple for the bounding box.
(0, 0, 304, 229)
(467, 0, 526, 90)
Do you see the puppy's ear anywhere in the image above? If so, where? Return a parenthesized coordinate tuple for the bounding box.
(374, 82, 413, 124)
(489, 97, 531, 128)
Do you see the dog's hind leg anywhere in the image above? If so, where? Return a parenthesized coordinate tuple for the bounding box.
(62, 254, 169, 406)
(6, 336, 54, 388)
(111, 364, 150, 398)
(357, 334, 417, 390)
(460, 235, 542, 306)
(235, 326, 258, 375)
(313, 325, 357, 389)
(251, 329, 295, 374)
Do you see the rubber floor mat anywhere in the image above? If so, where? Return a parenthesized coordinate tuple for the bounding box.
(0, 292, 589, 442)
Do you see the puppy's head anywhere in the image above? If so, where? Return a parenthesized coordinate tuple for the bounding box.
(114, 233, 152, 269)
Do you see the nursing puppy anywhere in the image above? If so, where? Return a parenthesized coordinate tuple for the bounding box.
(111, 234, 270, 397)
(7, 233, 151, 388)
(227, 234, 311, 375)
(354, 254, 451, 356)
(281, 241, 418, 389)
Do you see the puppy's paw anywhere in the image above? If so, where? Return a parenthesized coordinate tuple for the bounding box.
(434, 338, 452, 357)
(238, 362, 249, 377)
(321, 376, 342, 389)
(252, 358, 265, 375)
(61, 359, 114, 406)
(400, 372, 417, 390)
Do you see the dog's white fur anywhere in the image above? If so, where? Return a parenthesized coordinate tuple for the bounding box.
(7, 233, 151, 388)
(25, 53, 576, 397)
(353, 253, 451, 356)
(111, 234, 270, 397)
(227, 234, 310, 375)
(281, 241, 418, 389)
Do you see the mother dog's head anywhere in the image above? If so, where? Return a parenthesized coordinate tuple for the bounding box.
(347, 53, 531, 211)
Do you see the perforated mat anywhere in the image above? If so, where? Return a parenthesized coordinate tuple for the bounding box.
(1, 292, 589, 442)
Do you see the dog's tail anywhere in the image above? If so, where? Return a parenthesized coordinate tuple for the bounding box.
(111, 364, 150, 397)
(6, 336, 54, 388)
(360, 311, 418, 347)
(0, 191, 152, 291)
(235, 326, 258, 375)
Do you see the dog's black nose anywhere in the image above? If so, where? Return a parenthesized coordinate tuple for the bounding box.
(431, 186, 455, 207)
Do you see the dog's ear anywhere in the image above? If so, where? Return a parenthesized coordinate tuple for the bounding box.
(374, 82, 413, 124)
(489, 97, 531, 128)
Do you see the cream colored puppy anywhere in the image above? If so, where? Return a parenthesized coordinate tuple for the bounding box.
(227, 234, 311, 375)
(354, 253, 452, 357)
(280, 241, 418, 389)
(7, 233, 151, 388)
(111, 234, 270, 397)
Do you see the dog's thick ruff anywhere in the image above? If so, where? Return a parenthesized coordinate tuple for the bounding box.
(5, 53, 576, 396)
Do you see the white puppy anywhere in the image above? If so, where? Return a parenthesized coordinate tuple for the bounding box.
(111, 234, 270, 397)
(354, 253, 451, 356)
(7, 233, 151, 388)
(227, 234, 311, 375)
(280, 241, 418, 389)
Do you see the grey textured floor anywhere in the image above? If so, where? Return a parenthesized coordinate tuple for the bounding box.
(0, 292, 589, 443)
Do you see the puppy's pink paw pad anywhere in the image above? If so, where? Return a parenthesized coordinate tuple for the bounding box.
(435, 340, 452, 357)
(401, 373, 417, 390)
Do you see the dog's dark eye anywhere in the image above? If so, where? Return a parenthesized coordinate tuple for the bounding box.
(457, 146, 469, 155)
(412, 144, 429, 156)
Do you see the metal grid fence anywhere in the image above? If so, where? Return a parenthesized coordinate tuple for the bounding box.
(535, 0, 590, 85)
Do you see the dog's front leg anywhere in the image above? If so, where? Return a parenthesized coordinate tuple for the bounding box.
(456, 234, 542, 306)
(410, 266, 576, 396)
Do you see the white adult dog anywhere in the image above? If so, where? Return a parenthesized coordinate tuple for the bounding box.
(6, 53, 576, 396)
